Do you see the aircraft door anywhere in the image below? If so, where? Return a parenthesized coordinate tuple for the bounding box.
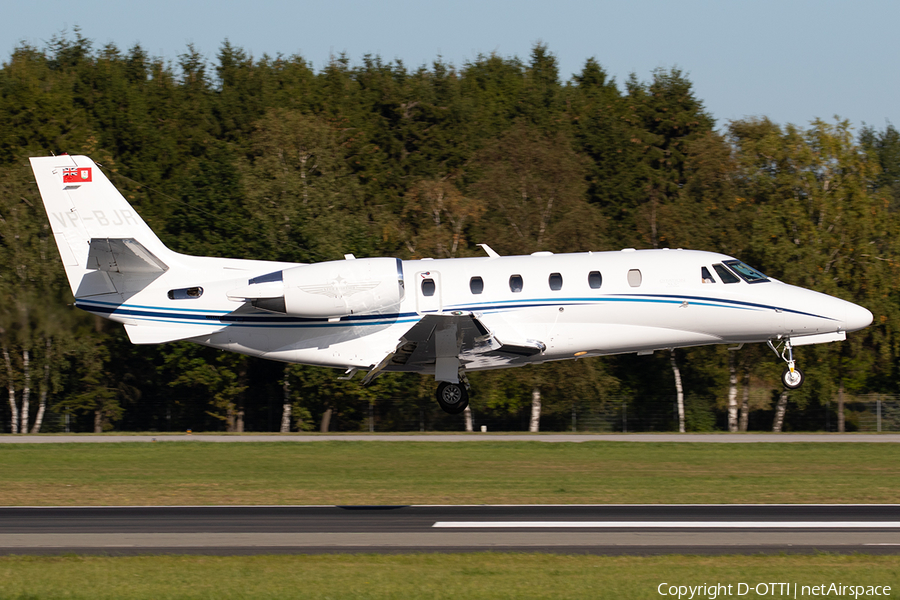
(416, 270, 443, 314)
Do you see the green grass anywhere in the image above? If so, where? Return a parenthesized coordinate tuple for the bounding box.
(0, 441, 898, 505)
(0, 554, 897, 599)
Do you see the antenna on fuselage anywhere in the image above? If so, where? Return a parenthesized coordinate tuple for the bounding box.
(477, 244, 500, 258)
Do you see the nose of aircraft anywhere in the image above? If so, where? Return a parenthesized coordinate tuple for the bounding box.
(844, 301, 874, 332)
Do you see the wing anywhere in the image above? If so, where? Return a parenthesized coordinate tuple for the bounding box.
(363, 312, 545, 384)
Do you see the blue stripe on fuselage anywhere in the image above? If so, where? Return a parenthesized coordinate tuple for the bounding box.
(74, 292, 834, 329)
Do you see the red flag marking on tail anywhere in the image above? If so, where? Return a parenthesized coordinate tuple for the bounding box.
(62, 167, 92, 183)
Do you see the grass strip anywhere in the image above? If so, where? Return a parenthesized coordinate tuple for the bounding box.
(0, 441, 898, 505)
(0, 554, 898, 600)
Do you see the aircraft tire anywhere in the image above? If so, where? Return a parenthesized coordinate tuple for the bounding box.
(781, 367, 805, 390)
(436, 381, 469, 414)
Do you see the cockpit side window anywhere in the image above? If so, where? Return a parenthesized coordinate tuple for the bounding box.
(701, 267, 716, 284)
(723, 260, 769, 283)
(713, 264, 740, 284)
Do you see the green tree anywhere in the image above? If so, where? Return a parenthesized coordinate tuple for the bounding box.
(162, 344, 248, 432)
(470, 120, 601, 255)
(622, 68, 715, 248)
(241, 108, 370, 262)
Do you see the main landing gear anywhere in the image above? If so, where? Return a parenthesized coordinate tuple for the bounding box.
(767, 338, 805, 390)
(436, 381, 469, 414)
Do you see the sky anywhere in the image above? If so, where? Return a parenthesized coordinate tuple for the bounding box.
(3, 0, 897, 132)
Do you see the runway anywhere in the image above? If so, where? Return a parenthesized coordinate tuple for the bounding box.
(3, 433, 900, 443)
(2, 505, 899, 555)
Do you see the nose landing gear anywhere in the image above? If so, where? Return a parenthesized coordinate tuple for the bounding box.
(767, 338, 805, 390)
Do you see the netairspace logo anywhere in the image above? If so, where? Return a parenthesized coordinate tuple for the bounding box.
(657, 582, 892, 599)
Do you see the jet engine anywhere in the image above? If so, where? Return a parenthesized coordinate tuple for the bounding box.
(227, 257, 405, 318)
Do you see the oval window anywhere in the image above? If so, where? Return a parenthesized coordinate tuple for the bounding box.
(548, 273, 563, 291)
(509, 275, 524, 293)
(470, 276, 484, 295)
(588, 271, 602, 289)
(168, 287, 204, 300)
(421, 278, 436, 297)
(627, 269, 642, 287)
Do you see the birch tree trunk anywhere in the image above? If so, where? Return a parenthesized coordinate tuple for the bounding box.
(320, 408, 332, 433)
(738, 369, 750, 432)
(32, 388, 47, 433)
(21, 350, 30, 434)
(670, 350, 685, 433)
(529, 387, 541, 433)
(280, 372, 291, 433)
(463, 405, 473, 432)
(837, 381, 845, 433)
(31, 339, 50, 434)
(772, 391, 789, 432)
(3, 346, 17, 435)
(727, 352, 738, 432)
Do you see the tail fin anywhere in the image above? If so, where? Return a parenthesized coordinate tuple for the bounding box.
(29, 155, 176, 298)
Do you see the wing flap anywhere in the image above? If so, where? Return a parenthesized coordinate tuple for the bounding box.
(363, 312, 545, 383)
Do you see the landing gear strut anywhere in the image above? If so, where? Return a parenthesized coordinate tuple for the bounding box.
(767, 338, 805, 390)
(436, 381, 469, 414)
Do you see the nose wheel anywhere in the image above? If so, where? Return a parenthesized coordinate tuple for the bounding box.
(781, 366, 805, 389)
(768, 338, 805, 390)
(436, 381, 469, 414)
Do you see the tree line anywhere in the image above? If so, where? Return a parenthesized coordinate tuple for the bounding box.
(1, 30, 898, 433)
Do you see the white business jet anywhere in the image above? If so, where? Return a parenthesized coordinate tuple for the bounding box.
(30, 155, 874, 414)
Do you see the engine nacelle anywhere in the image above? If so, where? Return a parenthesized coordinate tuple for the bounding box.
(234, 257, 405, 318)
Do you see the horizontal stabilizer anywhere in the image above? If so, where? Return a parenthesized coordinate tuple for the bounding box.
(124, 323, 226, 344)
(87, 238, 168, 274)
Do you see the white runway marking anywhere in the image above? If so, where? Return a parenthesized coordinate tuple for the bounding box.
(432, 521, 900, 528)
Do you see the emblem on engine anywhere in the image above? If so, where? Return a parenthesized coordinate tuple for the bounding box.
(298, 276, 379, 299)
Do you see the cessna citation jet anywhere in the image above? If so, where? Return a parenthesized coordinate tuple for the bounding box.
(30, 155, 874, 414)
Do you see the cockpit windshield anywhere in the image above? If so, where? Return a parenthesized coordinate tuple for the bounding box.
(723, 260, 769, 284)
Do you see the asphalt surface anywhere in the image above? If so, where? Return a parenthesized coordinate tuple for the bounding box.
(2, 433, 900, 443)
(2, 505, 899, 555)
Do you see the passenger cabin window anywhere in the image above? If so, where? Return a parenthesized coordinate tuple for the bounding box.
(509, 275, 524, 293)
(627, 269, 642, 288)
(168, 287, 203, 300)
(588, 271, 602, 289)
(469, 276, 484, 295)
(421, 278, 436, 296)
(713, 264, 740, 284)
(548, 273, 563, 291)
(701, 267, 716, 283)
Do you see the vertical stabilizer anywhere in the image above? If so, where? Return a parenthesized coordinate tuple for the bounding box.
(29, 155, 177, 297)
